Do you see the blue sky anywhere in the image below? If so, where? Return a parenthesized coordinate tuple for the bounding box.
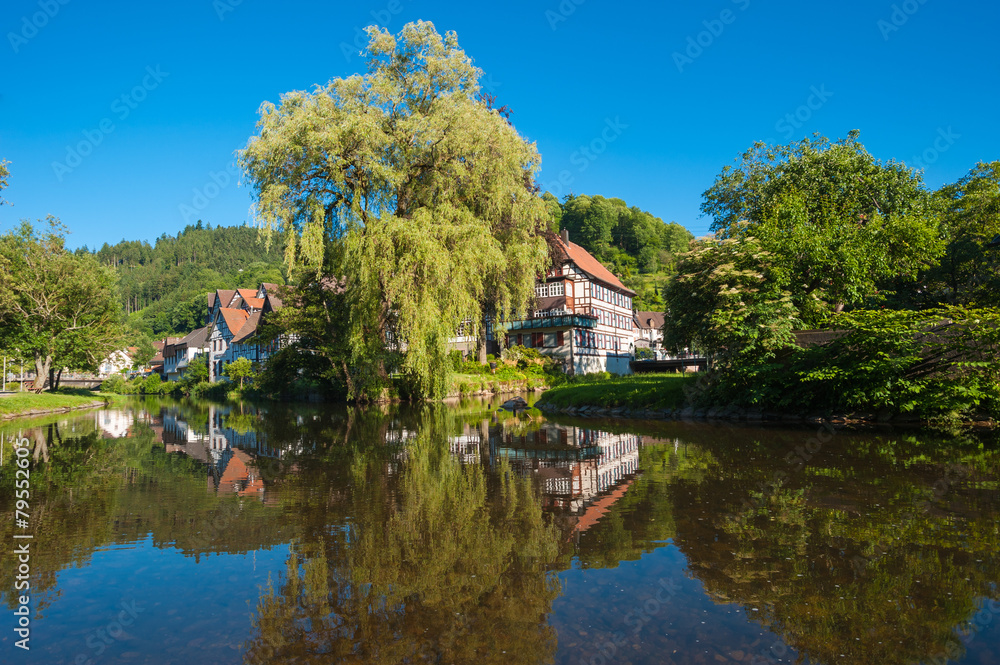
(2, 0, 997, 249)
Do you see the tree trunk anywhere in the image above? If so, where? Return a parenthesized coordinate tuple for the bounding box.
(55, 368, 63, 391)
(33, 354, 51, 392)
(477, 333, 488, 364)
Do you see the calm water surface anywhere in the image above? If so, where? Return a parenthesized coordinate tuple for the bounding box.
(1, 396, 999, 664)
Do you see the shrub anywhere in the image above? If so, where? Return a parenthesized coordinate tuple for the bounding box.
(101, 374, 128, 394)
(459, 360, 489, 375)
(707, 306, 1000, 420)
(142, 373, 164, 395)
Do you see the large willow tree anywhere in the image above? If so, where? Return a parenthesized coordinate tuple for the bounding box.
(240, 21, 549, 399)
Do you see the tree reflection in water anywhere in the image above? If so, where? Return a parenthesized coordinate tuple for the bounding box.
(2, 401, 1000, 665)
(242, 408, 562, 665)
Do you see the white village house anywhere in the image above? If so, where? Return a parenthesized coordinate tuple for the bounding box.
(505, 230, 638, 375)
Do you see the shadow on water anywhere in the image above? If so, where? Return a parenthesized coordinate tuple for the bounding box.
(0, 396, 998, 664)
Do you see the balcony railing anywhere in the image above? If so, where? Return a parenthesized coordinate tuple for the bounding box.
(505, 314, 598, 331)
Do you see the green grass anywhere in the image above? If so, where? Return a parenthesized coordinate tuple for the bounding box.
(537, 374, 696, 410)
(0, 388, 114, 418)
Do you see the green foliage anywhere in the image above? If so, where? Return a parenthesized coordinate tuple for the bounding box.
(240, 21, 549, 400)
(91, 223, 284, 336)
(702, 131, 943, 324)
(538, 374, 695, 410)
(0, 159, 9, 204)
(553, 193, 692, 278)
(634, 346, 655, 360)
(702, 306, 1000, 421)
(100, 374, 128, 394)
(899, 161, 1000, 308)
(663, 234, 801, 363)
(141, 373, 164, 395)
(176, 354, 209, 394)
(223, 356, 255, 388)
(0, 218, 125, 389)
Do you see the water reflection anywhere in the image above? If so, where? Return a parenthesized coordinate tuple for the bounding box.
(0, 400, 998, 664)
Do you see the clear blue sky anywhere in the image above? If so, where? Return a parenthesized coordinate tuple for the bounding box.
(2, 0, 998, 249)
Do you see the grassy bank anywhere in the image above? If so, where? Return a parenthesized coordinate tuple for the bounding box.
(0, 388, 117, 419)
(537, 374, 696, 411)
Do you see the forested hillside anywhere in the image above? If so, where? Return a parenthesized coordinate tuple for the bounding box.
(543, 193, 693, 310)
(79, 222, 285, 336)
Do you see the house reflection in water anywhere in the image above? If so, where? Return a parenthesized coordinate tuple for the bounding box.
(161, 405, 278, 502)
(449, 421, 641, 535)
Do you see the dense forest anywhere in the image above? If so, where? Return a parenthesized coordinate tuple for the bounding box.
(78, 222, 285, 337)
(543, 192, 694, 310)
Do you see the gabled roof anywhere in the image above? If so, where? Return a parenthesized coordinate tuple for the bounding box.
(207, 293, 217, 309)
(218, 308, 250, 337)
(243, 297, 265, 310)
(553, 236, 634, 295)
(264, 292, 283, 312)
(236, 288, 257, 303)
(232, 311, 262, 344)
(216, 290, 237, 309)
(179, 326, 209, 349)
(634, 311, 665, 330)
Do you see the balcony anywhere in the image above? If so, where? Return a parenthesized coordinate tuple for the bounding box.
(506, 313, 597, 331)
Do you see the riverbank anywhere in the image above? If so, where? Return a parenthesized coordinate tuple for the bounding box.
(533, 374, 997, 428)
(535, 374, 694, 412)
(0, 389, 118, 420)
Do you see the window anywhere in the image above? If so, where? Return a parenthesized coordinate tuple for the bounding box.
(544, 332, 557, 348)
(537, 281, 566, 298)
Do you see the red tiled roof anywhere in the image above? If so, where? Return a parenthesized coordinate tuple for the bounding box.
(207, 293, 217, 308)
(218, 308, 250, 336)
(232, 311, 261, 344)
(559, 238, 634, 295)
(243, 297, 265, 310)
(569, 478, 635, 538)
(237, 289, 257, 302)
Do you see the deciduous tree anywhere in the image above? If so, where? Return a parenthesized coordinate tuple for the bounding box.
(240, 21, 549, 399)
(223, 356, 255, 388)
(702, 131, 943, 324)
(0, 218, 124, 390)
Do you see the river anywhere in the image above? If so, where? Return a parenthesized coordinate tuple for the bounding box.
(1, 396, 998, 664)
